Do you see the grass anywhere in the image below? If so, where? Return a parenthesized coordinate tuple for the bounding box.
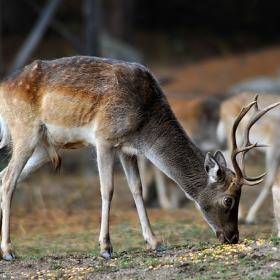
(267, 236, 280, 245)
(271, 269, 280, 278)
(11, 217, 215, 261)
(13, 232, 100, 258)
(2, 213, 280, 279)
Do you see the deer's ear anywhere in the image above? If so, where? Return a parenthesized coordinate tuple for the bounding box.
(213, 151, 227, 167)
(204, 152, 222, 183)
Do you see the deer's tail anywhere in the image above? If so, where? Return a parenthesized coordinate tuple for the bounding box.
(0, 114, 11, 149)
(39, 123, 61, 173)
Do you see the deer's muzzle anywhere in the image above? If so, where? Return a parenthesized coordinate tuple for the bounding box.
(216, 230, 239, 244)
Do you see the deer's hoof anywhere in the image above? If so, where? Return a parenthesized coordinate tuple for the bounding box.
(238, 218, 246, 224)
(3, 253, 16, 261)
(155, 246, 166, 252)
(246, 220, 256, 226)
(100, 252, 113, 259)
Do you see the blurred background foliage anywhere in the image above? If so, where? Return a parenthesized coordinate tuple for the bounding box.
(1, 0, 279, 76)
(0, 0, 280, 212)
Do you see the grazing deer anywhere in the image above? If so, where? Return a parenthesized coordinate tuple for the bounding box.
(139, 96, 221, 209)
(272, 168, 280, 237)
(0, 56, 278, 261)
(217, 92, 280, 224)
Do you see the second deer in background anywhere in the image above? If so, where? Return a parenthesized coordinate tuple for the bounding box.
(217, 92, 280, 224)
(272, 169, 280, 236)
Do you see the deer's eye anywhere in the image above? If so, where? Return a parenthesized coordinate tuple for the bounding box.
(223, 197, 234, 209)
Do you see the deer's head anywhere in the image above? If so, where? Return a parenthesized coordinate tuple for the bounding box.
(197, 95, 280, 244)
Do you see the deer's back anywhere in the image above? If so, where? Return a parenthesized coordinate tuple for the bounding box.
(0, 56, 172, 148)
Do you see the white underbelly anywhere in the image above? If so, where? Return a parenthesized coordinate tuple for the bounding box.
(45, 123, 140, 153)
(45, 123, 97, 148)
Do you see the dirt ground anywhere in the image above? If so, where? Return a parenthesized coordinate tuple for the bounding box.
(0, 206, 278, 279)
(1, 239, 280, 279)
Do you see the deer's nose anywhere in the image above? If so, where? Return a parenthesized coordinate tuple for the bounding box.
(228, 231, 239, 244)
(216, 230, 239, 244)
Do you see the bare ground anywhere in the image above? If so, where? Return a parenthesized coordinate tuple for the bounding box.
(0, 209, 279, 279)
(0, 168, 278, 279)
(0, 240, 280, 279)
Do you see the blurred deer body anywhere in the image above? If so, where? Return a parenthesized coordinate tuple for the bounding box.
(140, 97, 221, 209)
(272, 169, 280, 236)
(168, 97, 221, 151)
(217, 92, 280, 224)
(0, 56, 277, 261)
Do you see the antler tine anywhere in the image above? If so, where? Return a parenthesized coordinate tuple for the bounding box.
(231, 94, 280, 187)
(238, 95, 280, 183)
(240, 143, 269, 183)
(230, 100, 257, 185)
(244, 95, 280, 131)
(240, 95, 280, 151)
(242, 175, 266, 186)
(244, 172, 267, 184)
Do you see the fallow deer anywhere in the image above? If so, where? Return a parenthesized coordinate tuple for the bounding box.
(217, 92, 280, 224)
(272, 168, 280, 237)
(0, 56, 278, 260)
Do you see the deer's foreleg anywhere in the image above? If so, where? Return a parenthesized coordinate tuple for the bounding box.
(272, 173, 280, 237)
(97, 144, 115, 259)
(154, 166, 172, 209)
(137, 154, 149, 201)
(119, 153, 166, 252)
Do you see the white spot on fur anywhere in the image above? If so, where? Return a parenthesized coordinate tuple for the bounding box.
(120, 145, 138, 155)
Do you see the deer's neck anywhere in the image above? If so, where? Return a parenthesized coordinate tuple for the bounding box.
(141, 107, 208, 201)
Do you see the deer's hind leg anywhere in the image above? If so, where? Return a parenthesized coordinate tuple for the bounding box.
(0, 144, 51, 229)
(0, 126, 52, 260)
(245, 146, 279, 224)
(119, 153, 166, 252)
(1, 143, 35, 259)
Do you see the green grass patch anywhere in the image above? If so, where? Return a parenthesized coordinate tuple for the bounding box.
(268, 236, 280, 246)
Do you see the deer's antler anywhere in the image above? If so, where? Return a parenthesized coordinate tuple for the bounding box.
(231, 95, 280, 187)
